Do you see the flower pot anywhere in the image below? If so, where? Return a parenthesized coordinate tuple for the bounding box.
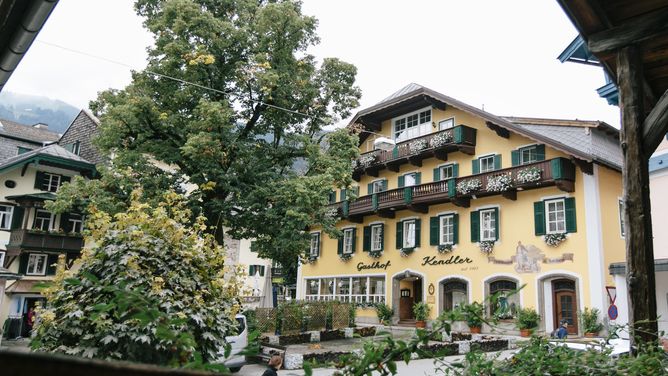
(470, 326, 481, 334)
(416, 320, 426, 329)
(520, 329, 532, 337)
(584, 332, 597, 338)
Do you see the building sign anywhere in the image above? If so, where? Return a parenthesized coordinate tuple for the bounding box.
(421, 255, 473, 266)
(356, 260, 391, 272)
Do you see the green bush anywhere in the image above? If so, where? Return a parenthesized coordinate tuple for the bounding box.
(348, 303, 356, 327)
(375, 303, 394, 325)
(413, 302, 431, 321)
(461, 302, 484, 328)
(581, 307, 604, 334)
(517, 307, 540, 330)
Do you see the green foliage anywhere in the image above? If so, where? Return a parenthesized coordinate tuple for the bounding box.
(413, 302, 431, 322)
(461, 302, 484, 328)
(516, 307, 540, 330)
(348, 302, 356, 328)
(32, 191, 240, 367)
(376, 304, 394, 325)
(84, 0, 361, 267)
(581, 307, 604, 334)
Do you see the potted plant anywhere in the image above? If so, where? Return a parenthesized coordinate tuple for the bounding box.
(413, 302, 431, 328)
(517, 307, 540, 337)
(462, 302, 484, 334)
(375, 303, 394, 326)
(581, 307, 603, 337)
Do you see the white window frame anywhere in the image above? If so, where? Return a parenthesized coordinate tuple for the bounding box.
(370, 224, 383, 251)
(343, 228, 354, 254)
(618, 199, 625, 238)
(479, 155, 495, 173)
(480, 209, 496, 241)
(545, 199, 566, 234)
(69, 214, 84, 233)
(26, 253, 48, 276)
(393, 107, 432, 141)
(43, 173, 62, 192)
(34, 209, 54, 231)
(303, 275, 386, 305)
(371, 180, 385, 194)
(439, 214, 455, 245)
(403, 220, 416, 248)
(0, 205, 14, 230)
(309, 232, 320, 257)
(439, 163, 455, 180)
(0, 251, 5, 267)
(519, 145, 538, 165)
(438, 117, 455, 130)
(403, 172, 418, 187)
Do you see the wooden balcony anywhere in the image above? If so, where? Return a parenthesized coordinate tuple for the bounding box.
(339, 158, 575, 222)
(5, 229, 84, 256)
(353, 125, 477, 181)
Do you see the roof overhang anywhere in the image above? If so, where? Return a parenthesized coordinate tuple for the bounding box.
(558, 35, 601, 66)
(609, 258, 668, 275)
(0, 153, 97, 177)
(5, 192, 57, 202)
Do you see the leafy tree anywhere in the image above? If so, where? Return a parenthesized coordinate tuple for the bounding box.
(32, 191, 243, 367)
(85, 0, 361, 266)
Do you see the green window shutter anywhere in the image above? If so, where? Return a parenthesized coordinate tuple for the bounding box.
(34, 171, 46, 190)
(447, 179, 456, 198)
(398, 175, 405, 188)
(379, 223, 385, 251)
(433, 167, 440, 182)
(337, 235, 343, 255)
(351, 228, 357, 253)
(511, 150, 520, 166)
(396, 221, 403, 249)
(46, 254, 59, 275)
(18, 253, 29, 274)
(368, 183, 374, 195)
(60, 213, 71, 233)
(536, 144, 546, 161)
(382, 180, 388, 191)
(565, 197, 577, 233)
(452, 163, 459, 178)
(363, 226, 371, 252)
(341, 189, 347, 201)
(414, 218, 421, 247)
(472, 159, 480, 174)
(316, 235, 320, 256)
(403, 187, 413, 204)
(453, 214, 459, 244)
(470, 211, 480, 242)
(534, 201, 546, 235)
(429, 216, 439, 245)
(249, 265, 255, 275)
(260, 266, 265, 277)
(551, 158, 563, 180)
(11, 206, 24, 229)
(392, 146, 399, 158)
(493, 207, 499, 241)
(415, 172, 421, 185)
(62, 175, 71, 184)
(494, 154, 502, 170)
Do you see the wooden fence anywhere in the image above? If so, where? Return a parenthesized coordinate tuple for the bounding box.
(254, 301, 352, 334)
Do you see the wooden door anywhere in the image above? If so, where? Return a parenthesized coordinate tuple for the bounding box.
(554, 289, 578, 335)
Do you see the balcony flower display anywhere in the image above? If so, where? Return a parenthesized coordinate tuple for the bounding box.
(457, 178, 482, 195)
(516, 167, 542, 184)
(437, 243, 454, 254)
(544, 232, 567, 247)
(339, 253, 353, 262)
(359, 153, 377, 168)
(369, 250, 383, 259)
(408, 139, 427, 153)
(399, 247, 415, 257)
(429, 131, 453, 148)
(479, 241, 495, 254)
(486, 173, 513, 192)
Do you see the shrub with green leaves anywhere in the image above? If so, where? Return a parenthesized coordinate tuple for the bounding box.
(376, 303, 394, 325)
(31, 191, 241, 368)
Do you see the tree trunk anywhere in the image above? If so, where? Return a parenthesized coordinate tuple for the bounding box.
(617, 45, 658, 350)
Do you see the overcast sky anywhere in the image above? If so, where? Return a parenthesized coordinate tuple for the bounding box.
(4, 0, 621, 127)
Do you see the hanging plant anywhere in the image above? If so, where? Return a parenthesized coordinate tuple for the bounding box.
(457, 179, 482, 195)
(479, 241, 495, 254)
(486, 173, 513, 192)
(429, 131, 453, 148)
(437, 243, 454, 254)
(359, 153, 377, 167)
(339, 253, 353, 262)
(544, 233, 567, 247)
(399, 247, 415, 257)
(408, 139, 428, 153)
(516, 167, 542, 184)
(368, 250, 383, 259)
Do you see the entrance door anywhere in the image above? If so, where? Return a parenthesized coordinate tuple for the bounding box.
(553, 280, 578, 335)
(399, 289, 413, 320)
(21, 297, 46, 337)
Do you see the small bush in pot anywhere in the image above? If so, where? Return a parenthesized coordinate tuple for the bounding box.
(580, 307, 603, 337)
(517, 307, 540, 337)
(413, 302, 431, 328)
(375, 303, 394, 326)
(462, 302, 484, 333)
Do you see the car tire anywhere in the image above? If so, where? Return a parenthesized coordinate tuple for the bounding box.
(229, 367, 242, 373)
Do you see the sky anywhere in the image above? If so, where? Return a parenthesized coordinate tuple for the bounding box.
(4, 0, 621, 128)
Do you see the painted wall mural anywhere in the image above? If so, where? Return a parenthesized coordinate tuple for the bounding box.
(487, 242, 574, 273)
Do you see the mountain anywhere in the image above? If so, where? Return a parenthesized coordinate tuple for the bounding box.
(0, 92, 80, 134)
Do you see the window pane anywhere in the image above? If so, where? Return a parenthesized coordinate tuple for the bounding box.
(370, 277, 385, 295)
(439, 118, 454, 130)
(351, 277, 367, 295)
(403, 221, 415, 248)
(307, 279, 319, 295)
(371, 225, 382, 251)
(441, 165, 453, 179)
(404, 173, 416, 187)
(336, 278, 350, 295)
(321, 278, 335, 295)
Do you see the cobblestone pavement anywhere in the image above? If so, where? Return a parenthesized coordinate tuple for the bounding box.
(0, 338, 30, 352)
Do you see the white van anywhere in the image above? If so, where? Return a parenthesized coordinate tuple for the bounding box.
(218, 314, 248, 373)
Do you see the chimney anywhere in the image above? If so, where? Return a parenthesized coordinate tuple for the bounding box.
(33, 122, 48, 130)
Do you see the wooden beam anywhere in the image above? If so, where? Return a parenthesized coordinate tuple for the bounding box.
(501, 190, 517, 201)
(407, 204, 428, 214)
(643, 89, 668, 154)
(434, 150, 448, 161)
(451, 197, 470, 208)
(386, 163, 400, 172)
(376, 209, 395, 219)
(588, 7, 668, 54)
(458, 145, 475, 155)
(617, 45, 658, 348)
(555, 180, 575, 193)
(347, 215, 363, 224)
(366, 168, 379, 178)
(486, 122, 510, 138)
(572, 158, 593, 175)
(408, 156, 422, 167)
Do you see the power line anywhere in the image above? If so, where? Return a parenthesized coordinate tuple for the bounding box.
(36, 40, 313, 118)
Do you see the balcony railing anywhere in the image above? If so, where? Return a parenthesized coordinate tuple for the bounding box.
(6, 229, 84, 255)
(339, 158, 575, 220)
(353, 125, 477, 180)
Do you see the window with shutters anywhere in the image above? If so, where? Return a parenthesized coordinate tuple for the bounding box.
(440, 214, 455, 245)
(546, 199, 566, 234)
(370, 224, 383, 251)
(479, 155, 495, 173)
(403, 172, 418, 187)
(343, 228, 354, 254)
(438, 117, 454, 130)
(309, 233, 320, 257)
(34, 209, 53, 231)
(480, 209, 496, 241)
(0, 205, 13, 230)
(43, 173, 62, 192)
(69, 213, 84, 233)
(440, 164, 454, 180)
(619, 199, 625, 238)
(26, 253, 48, 275)
(520, 146, 537, 164)
(403, 220, 416, 248)
(371, 180, 386, 194)
(394, 108, 432, 141)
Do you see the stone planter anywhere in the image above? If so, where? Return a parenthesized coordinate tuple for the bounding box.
(416, 320, 426, 329)
(519, 329, 531, 337)
(584, 332, 597, 338)
(469, 326, 481, 334)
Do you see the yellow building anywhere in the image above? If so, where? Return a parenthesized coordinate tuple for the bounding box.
(297, 84, 626, 336)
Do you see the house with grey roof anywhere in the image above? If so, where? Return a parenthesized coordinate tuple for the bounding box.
(58, 109, 105, 165)
(0, 118, 60, 162)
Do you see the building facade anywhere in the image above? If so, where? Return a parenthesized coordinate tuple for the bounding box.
(297, 84, 626, 335)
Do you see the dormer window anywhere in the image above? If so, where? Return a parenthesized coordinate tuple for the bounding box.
(393, 108, 432, 142)
(35, 172, 70, 192)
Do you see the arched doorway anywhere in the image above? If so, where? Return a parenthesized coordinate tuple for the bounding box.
(553, 279, 578, 335)
(439, 278, 468, 313)
(392, 270, 424, 325)
(537, 273, 581, 335)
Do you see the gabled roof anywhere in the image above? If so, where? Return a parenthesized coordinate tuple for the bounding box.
(557, 35, 600, 66)
(350, 84, 622, 170)
(59, 109, 99, 140)
(0, 118, 60, 144)
(0, 143, 96, 176)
